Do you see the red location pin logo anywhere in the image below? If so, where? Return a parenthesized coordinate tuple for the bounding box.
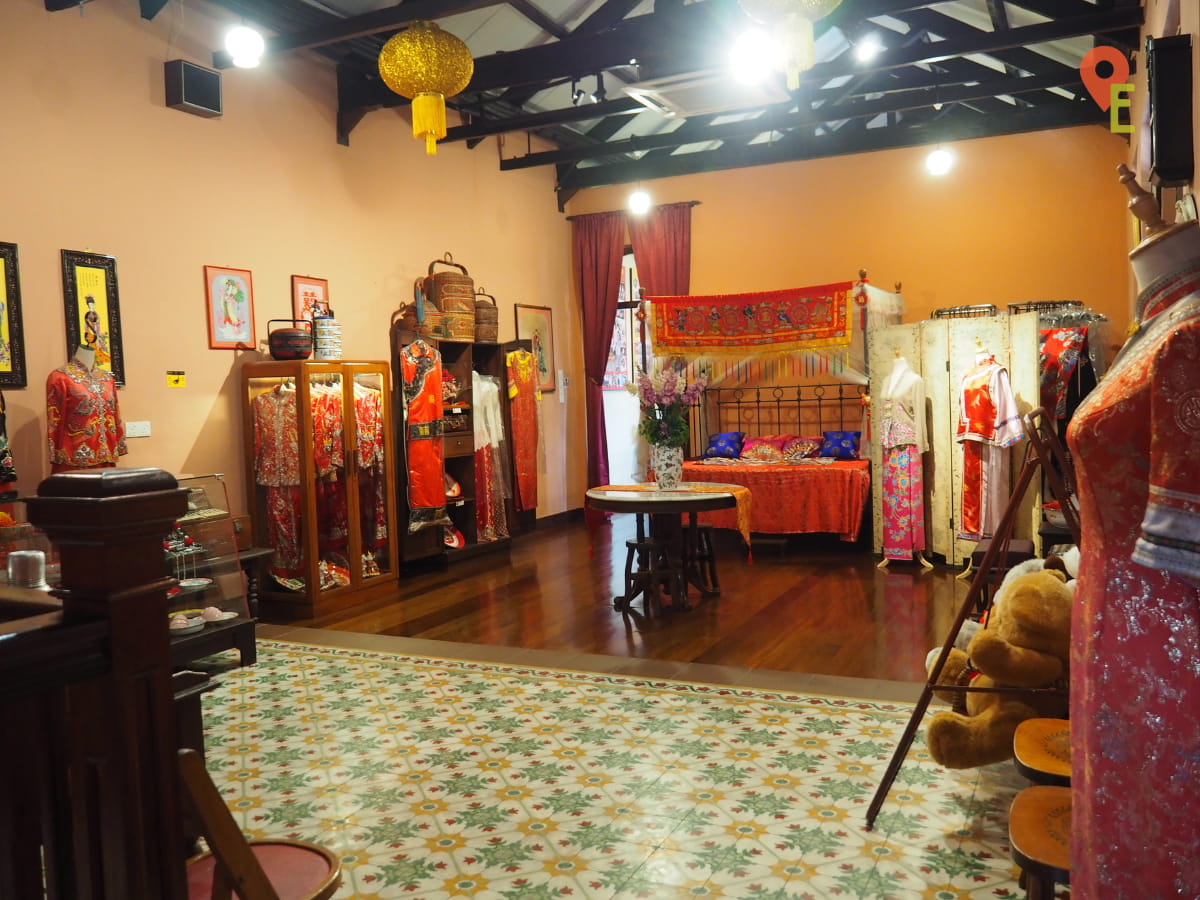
(1080, 46, 1130, 111)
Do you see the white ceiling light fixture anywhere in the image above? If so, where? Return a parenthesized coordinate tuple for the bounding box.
(854, 33, 884, 63)
(730, 29, 779, 85)
(628, 187, 652, 216)
(226, 24, 265, 69)
(925, 145, 955, 176)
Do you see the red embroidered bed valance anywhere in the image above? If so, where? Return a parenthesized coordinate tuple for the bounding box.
(649, 283, 855, 356)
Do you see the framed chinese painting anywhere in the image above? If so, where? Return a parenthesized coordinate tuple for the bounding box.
(291, 274, 330, 321)
(514, 304, 555, 392)
(0, 242, 26, 388)
(61, 249, 125, 385)
(204, 265, 256, 350)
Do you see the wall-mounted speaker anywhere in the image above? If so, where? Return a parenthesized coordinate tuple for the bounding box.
(1146, 34, 1193, 188)
(164, 59, 222, 119)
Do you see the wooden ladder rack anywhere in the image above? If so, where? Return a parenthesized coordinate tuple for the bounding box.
(865, 408, 1080, 829)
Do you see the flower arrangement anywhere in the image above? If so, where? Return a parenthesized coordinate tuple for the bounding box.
(627, 363, 708, 448)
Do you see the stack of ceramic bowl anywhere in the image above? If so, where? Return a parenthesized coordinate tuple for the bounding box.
(312, 315, 343, 360)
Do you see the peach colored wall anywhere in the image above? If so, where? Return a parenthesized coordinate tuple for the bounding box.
(567, 127, 1133, 345)
(1, 0, 584, 519)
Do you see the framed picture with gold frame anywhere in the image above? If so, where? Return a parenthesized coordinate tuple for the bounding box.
(0, 242, 27, 388)
(61, 249, 124, 385)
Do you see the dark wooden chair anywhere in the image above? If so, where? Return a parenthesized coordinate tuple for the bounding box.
(1008, 784, 1071, 900)
(1013, 718, 1071, 787)
(178, 748, 341, 900)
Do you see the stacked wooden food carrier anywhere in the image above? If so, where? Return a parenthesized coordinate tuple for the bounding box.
(399, 252, 501, 343)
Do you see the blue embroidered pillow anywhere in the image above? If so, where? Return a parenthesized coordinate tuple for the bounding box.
(703, 431, 745, 459)
(818, 430, 862, 460)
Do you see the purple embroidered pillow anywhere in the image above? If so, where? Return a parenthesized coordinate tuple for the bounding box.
(703, 431, 746, 459)
(818, 430, 862, 460)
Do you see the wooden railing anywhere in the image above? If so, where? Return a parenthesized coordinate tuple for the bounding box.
(1, 468, 188, 900)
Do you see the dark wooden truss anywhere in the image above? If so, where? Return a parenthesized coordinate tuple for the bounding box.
(50, 0, 1142, 209)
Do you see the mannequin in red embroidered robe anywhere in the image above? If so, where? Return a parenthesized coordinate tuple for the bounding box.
(506, 349, 540, 512)
(401, 340, 451, 533)
(955, 348, 1023, 540)
(1065, 167, 1200, 897)
(46, 345, 127, 473)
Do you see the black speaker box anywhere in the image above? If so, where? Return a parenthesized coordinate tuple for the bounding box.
(165, 59, 222, 119)
(1146, 34, 1193, 188)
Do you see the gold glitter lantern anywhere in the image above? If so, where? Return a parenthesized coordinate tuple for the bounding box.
(738, 0, 842, 89)
(378, 21, 474, 155)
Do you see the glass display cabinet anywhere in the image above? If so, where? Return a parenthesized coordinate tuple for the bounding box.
(167, 474, 256, 669)
(241, 359, 399, 619)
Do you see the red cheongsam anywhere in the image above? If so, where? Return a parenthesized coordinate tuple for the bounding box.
(506, 349, 540, 512)
(251, 386, 303, 577)
(401, 341, 449, 533)
(1066, 263, 1200, 898)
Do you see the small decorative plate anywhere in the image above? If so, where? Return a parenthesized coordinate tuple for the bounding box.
(178, 577, 213, 589)
(168, 610, 205, 635)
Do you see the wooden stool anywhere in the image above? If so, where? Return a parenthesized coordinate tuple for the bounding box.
(1009, 785, 1071, 900)
(693, 523, 719, 594)
(621, 537, 686, 614)
(1014, 718, 1071, 786)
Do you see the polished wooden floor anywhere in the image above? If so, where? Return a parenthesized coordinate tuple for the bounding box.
(290, 515, 973, 684)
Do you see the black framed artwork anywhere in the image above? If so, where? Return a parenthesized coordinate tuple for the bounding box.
(61, 249, 125, 385)
(0, 242, 27, 388)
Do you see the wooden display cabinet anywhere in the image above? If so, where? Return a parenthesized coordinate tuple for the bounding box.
(391, 326, 531, 566)
(166, 473, 256, 668)
(241, 360, 399, 619)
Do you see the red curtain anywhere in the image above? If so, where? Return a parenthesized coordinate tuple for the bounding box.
(573, 211, 626, 495)
(626, 201, 692, 297)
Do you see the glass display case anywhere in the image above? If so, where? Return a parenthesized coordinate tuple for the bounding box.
(167, 474, 256, 668)
(241, 360, 399, 619)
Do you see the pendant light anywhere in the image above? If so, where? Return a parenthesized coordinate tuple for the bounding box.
(736, 0, 842, 89)
(378, 21, 474, 156)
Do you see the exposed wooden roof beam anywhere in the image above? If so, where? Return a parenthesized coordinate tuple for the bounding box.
(556, 100, 1105, 196)
(511, 69, 1085, 169)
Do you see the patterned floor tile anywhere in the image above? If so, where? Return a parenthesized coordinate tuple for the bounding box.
(199, 641, 1023, 899)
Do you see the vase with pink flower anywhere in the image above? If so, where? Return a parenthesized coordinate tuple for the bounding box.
(627, 363, 707, 490)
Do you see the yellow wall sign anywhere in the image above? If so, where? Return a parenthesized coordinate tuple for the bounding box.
(167, 371, 186, 388)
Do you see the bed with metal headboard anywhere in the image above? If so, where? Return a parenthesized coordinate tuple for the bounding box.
(683, 382, 871, 542)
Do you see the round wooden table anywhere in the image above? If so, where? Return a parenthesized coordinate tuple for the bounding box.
(586, 484, 738, 615)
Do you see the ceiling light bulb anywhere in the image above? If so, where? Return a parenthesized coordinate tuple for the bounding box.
(628, 188, 652, 215)
(926, 146, 955, 176)
(226, 24, 265, 68)
(730, 29, 778, 86)
(855, 34, 883, 63)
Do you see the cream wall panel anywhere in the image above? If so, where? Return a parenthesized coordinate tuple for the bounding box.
(921, 320, 953, 560)
(1007, 312, 1043, 553)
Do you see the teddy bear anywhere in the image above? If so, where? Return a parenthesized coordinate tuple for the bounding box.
(951, 546, 1078, 652)
(924, 567, 1072, 770)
